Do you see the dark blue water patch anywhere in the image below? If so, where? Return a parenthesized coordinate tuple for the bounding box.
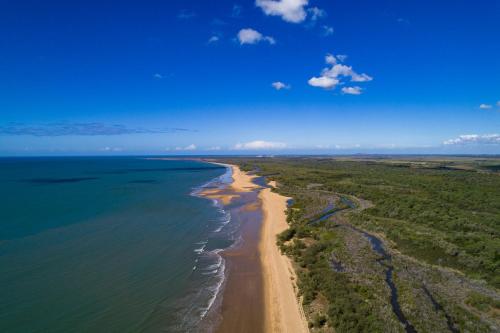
(92, 166, 225, 175)
(286, 199, 295, 207)
(252, 176, 270, 188)
(340, 197, 356, 209)
(309, 205, 347, 225)
(128, 180, 158, 184)
(321, 203, 335, 213)
(309, 211, 336, 225)
(21, 177, 99, 184)
(422, 285, 458, 333)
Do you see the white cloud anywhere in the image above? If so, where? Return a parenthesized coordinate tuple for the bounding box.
(325, 54, 337, 65)
(272, 81, 291, 90)
(207, 146, 221, 151)
(308, 53, 372, 92)
(308, 7, 326, 21)
(443, 134, 500, 145)
(308, 76, 339, 89)
(237, 28, 275, 45)
(256, 0, 308, 23)
(175, 144, 197, 150)
(351, 72, 373, 82)
(208, 36, 220, 43)
(497, 101, 500, 107)
(479, 104, 492, 109)
(234, 140, 286, 150)
(153, 73, 163, 79)
(322, 25, 334, 36)
(342, 86, 362, 95)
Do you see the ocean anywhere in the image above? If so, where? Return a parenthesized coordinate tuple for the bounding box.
(0, 157, 235, 332)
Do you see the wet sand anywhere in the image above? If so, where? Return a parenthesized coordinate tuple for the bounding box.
(201, 164, 265, 333)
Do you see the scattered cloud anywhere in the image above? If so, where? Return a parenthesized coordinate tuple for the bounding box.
(342, 86, 362, 95)
(237, 28, 275, 45)
(479, 104, 492, 109)
(256, 0, 308, 23)
(175, 144, 197, 150)
(153, 73, 163, 79)
(177, 10, 196, 20)
(272, 81, 291, 90)
(308, 53, 373, 92)
(322, 25, 334, 36)
(207, 146, 221, 151)
(232, 4, 242, 18)
(208, 35, 220, 43)
(0, 122, 192, 136)
(443, 134, 500, 145)
(308, 7, 326, 21)
(497, 101, 500, 107)
(234, 140, 286, 150)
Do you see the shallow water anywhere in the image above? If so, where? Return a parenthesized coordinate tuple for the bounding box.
(0, 157, 231, 332)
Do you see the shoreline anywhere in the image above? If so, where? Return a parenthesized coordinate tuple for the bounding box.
(199, 162, 265, 333)
(201, 162, 308, 333)
(259, 181, 310, 333)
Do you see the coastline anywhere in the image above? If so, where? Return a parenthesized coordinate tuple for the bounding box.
(259, 181, 310, 333)
(200, 162, 308, 333)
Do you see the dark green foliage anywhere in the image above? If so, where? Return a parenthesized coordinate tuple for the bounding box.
(278, 228, 295, 243)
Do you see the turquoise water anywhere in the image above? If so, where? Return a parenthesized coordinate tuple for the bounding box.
(0, 157, 231, 332)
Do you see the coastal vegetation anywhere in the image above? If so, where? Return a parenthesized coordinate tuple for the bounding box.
(222, 156, 500, 332)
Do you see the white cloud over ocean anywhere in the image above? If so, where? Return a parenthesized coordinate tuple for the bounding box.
(234, 140, 286, 150)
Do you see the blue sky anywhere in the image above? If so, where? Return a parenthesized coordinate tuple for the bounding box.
(0, 0, 499, 155)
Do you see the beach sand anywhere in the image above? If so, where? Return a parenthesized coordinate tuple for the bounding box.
(260, 181, 309, 333)
(210, 164, 308, 333)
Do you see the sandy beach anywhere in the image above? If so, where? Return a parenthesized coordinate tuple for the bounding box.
(208, 163, 308, 333)
(259, 181, 309, 333)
